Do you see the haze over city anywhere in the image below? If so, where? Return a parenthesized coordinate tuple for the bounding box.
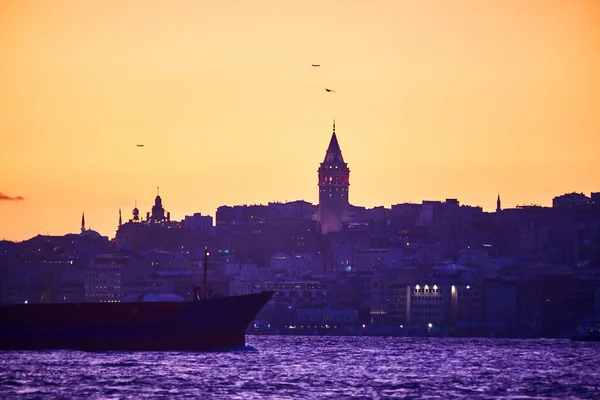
(1, 0, 599, 241)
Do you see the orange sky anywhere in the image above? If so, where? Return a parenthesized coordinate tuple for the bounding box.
(1, 0, 599, 241)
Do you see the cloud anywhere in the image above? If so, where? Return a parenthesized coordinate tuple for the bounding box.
(0, 192, 25, 201)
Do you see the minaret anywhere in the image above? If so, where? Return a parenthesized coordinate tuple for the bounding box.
(118, 209, 122, 227)
(496, 193, 502, 212)
(318, 119, 350, 234)
(81, 212, 86, 233)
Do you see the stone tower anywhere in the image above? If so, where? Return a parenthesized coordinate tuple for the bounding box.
(151, 187, 166, 223)
(318, 120, 350, 234)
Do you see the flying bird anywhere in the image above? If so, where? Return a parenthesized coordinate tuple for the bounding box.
(311, 64, 320, 67)
(136, 144, 145, 147)
(324, 88, 336, 93)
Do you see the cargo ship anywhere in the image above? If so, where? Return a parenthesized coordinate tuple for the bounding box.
(0, 291, 274, 351)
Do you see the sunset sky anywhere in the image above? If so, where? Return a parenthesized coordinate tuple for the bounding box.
(1, 0, 599, 241)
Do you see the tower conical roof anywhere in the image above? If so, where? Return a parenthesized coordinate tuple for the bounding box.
(323, 120, 345, 164)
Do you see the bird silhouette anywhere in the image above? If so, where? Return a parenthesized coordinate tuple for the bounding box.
(311, 64, 320, 67)
(324, 88, 336, 93)
(136, 144, 145, 147)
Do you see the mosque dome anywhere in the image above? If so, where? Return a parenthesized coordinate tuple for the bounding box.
(80, 229, 102, 239)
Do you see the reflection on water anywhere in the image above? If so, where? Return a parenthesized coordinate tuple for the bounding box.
(1, 336, 599, 399)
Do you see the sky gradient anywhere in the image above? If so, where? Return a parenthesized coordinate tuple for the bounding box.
(1, 0, 599, 241)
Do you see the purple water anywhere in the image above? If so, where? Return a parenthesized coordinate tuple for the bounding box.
(1, 336, 599, 399)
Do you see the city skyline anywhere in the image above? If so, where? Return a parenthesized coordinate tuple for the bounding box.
(1, 0, 599, 241)
(4, 180, 597, 242)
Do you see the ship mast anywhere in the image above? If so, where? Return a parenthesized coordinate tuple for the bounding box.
(203, 246, 209, 299)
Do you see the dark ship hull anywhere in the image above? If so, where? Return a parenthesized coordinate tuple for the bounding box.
(0, 291, 274, 351)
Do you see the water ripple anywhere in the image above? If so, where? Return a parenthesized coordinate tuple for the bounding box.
(1, 337, 599, 399)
